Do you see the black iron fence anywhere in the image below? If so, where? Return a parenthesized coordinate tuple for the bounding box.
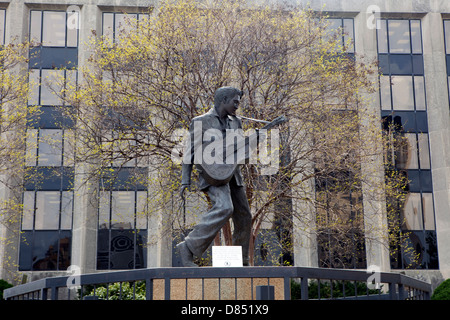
(3, 266, 431, 300)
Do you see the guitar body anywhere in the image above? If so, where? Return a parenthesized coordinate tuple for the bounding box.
(195, 163, 236, 186)
(196, 115, 287, 186)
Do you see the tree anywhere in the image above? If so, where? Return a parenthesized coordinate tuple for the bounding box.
(0, 40, 38, 279)
(60, 0, 410, 267)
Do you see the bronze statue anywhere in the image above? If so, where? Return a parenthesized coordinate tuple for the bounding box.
(177, 86, 286, 267)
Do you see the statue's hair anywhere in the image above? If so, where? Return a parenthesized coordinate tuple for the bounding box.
(214, 87, 243, 106)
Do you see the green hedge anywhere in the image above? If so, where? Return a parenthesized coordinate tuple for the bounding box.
(291, 279, 380, 300)
(0, 279, 13, 300)
(431, 279, 450, 300)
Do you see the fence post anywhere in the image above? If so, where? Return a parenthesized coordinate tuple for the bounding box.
(40, 288, 48, 300)
(146, 279, 153, 300)
(50, 287, 58, 300)
(398, 284, 406, 300)
(301, 277, 308, 300)
(389, 283, 398, 300)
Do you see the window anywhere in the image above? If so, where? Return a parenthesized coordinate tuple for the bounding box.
(19, 10, 78, 271)
(377, 19, 422, 54)
(0, 9, 5, 45)
(325, 18, 355, 53)
(26, 129, 74, 167)
(22, 191, 73, 230)
(102, 12, 149, 43)
(377, 19, 438, 269)
(394, 132, 430, 170)
(28, 69, 77, 106)
(30, 10, 78, 47)
(315, 172, 366, 269)
(19, 191, 73, 271)
(97, 191, 148, 270)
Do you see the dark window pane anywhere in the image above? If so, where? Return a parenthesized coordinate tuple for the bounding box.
(446, 55, 450, 75)
(420, 170, 433, 192)
(389, 55, 413, 74)
(425, 231, 439, 269)
(395, 112, 416, 132)
(383, 111, 428, 133)
(110, 230, 135, 269)
(415, 111, 428, 132)
(97, 229, 110, 270)
(28, 106, 75, 129)
(19, 232, 33, 271)
(135, 231, 147, 269)
(29, 47, 78, 69)
(378, 54, 389, 75)
(402, 231, 425, 269)
(58, 231, 72, 270)
(97, 229, 147, 270)
(32, 231, 60, 270)
(407, 170, 421, 192)
(24, 167, 74, 191)
(412, 55, 424, 75)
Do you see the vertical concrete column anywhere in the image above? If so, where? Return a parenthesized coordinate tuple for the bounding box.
(292, 173, 318, 268)
(354, 9, 391, 272)
(421, 12, 450, 279)
(0, 1, 30, 282)
(147, 163, 173, 267)
(291, 119, 318, 267)
(70, 4, 101, 275)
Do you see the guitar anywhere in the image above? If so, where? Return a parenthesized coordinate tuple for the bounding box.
(196, 115, 287, 186)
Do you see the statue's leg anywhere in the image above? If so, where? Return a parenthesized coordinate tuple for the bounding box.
(229, 181, 252, 266)
(184, 184, 234, 258)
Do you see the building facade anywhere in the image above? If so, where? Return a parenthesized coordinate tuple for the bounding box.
(0, 0, 449, 288)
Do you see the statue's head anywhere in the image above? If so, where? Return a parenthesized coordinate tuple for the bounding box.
(214, 86, 243, 117)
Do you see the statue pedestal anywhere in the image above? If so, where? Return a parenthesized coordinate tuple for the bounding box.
(152, 276, 286, 300)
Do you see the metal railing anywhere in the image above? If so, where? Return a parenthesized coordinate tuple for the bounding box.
(3, 266, 432, 300)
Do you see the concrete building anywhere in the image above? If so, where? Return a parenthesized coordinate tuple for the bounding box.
(0, 0, 449, 289)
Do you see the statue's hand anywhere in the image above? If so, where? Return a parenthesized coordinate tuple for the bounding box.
(180, 184, 190, 201)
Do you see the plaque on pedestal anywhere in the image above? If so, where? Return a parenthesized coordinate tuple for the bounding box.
(212, 246, 243, 267)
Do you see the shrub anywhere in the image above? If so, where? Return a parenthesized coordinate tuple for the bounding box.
(0, 279, 13, 300)
(291, 279, 380, 300)
(431, 279, 450, 300)
(83, 281, 146, 300)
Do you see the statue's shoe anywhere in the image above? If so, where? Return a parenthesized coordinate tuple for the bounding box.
(176, 241, 198, 267)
